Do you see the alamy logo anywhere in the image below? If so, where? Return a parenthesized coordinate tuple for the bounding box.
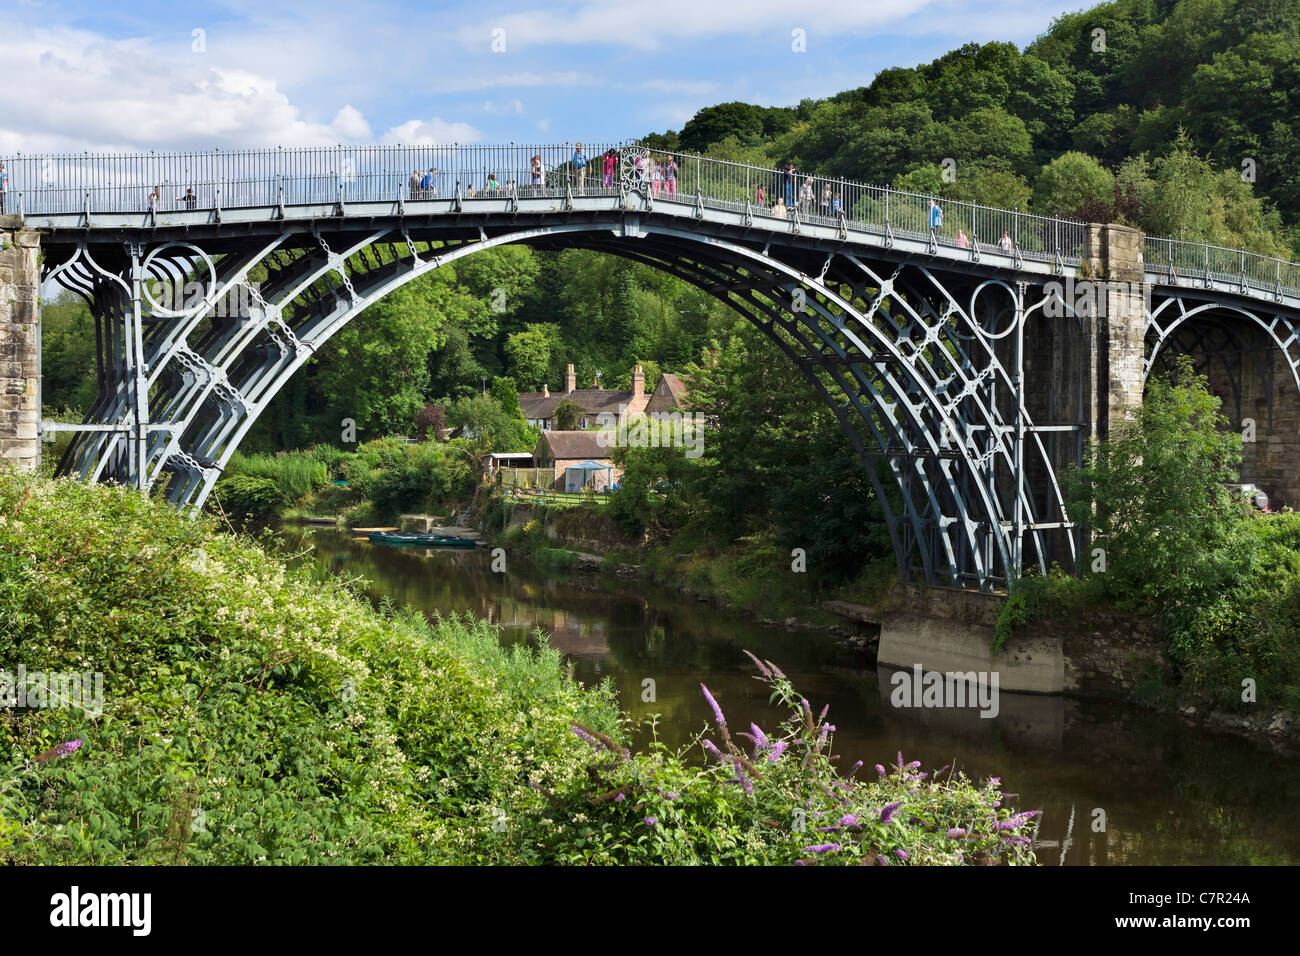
(49, 886, 151, 936)
(596, 407, 705, 458)
(1041, 276, 1151, 319)
(0, 666, 103, 717)
(889, 664, 1000, 718)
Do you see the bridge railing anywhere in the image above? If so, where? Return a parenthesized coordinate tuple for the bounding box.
(3, 143, 627, 215)
(637, 146, 1086, 265)
(15, 143, 1300, 297)
(1144, 236, 1300, 300)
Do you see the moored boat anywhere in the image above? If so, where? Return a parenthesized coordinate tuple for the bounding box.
(365, 530, 477, 549)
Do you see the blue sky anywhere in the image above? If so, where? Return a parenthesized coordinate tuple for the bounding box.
(5, 0, 1087, 154)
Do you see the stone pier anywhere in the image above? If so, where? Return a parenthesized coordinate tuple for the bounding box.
(1082, 222, 1148, 438)
(0, 216, 41, 474)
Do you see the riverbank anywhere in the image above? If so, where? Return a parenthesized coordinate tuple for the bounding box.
(0, 474, 1041, 865)
(487, 496, 1300, 753)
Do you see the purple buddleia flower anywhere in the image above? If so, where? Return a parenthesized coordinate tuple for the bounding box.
(749, 723, 768, 753)
(849, 760, 863, 777)
(880, 801, 903, 824)
(947, 828, 968, 838)
(56, 739, 83, 756)
(700, 683, 727, 728)
(571, 723, 600, 748)
(838, 814, 861, 828)
(875, 764, 886, 777)
(766, 660, 787, 680)
(615, 792, 626, 802)
(702, 738, 724, 763)
(801, 843, 841, 855)
(895, 848, 908, 861)
(732, 759, 754, 796)
(742, 649, 773, 677)
(644, 817, 658, 827)
(876, 855, 889, 866)
(767, 740, 787, 762)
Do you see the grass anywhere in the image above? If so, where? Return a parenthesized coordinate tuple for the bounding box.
(0, 473, 1036, 865)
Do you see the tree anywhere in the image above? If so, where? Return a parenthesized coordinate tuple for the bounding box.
(552, 399, 582, 431)
(504, 323, 563, 390)
(1071, 356, 1245, 608)
(1032, 151, 1115, 217)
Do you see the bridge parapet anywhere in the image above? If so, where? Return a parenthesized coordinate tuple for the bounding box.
(0, 215, 40, 474)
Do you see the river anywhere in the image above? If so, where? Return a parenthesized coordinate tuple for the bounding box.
(281, 526, 1300, 865)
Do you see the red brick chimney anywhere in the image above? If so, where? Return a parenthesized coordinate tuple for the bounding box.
(628, 364, 650, 414)
(565, 363, 576, 392)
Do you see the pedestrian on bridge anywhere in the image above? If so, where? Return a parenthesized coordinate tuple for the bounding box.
(572, 143, 588, 191)
(176, 187, 197, 210)
(531, 155, 543, 192)
(665, 156, 678, 197)
(999, 230, 1013, 253)
(650, 156, 663, 197)
(773, 197, 788, 219)
(603, 149, 617, 188)
(929, 198, 943, 235)
(782, 163, 796, 207)
(800, 177, 814, 215)
(0, 163, 8, 214)
(409, 170, 421, 200)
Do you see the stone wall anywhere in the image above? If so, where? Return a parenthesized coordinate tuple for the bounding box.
(0, 216, 40, 474)
(1082, 222, 1147, 437)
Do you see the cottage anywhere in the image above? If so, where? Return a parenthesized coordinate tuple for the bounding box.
(518, 363, 650, 431)
(533, 430, 621, 491)
(643, 372, 689, 414)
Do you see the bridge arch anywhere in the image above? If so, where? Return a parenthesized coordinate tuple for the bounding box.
(44, 220, 1078, 591)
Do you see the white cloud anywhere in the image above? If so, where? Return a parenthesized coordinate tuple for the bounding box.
(381, 118, 483, 146)
(330, 105, 372, 139)
(0, 25, 380, 153)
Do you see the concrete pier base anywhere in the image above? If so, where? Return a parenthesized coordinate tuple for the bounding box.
(877, 612, 1065, 695)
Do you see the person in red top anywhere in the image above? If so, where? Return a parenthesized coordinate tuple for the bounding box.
(603, 149, 617, 188)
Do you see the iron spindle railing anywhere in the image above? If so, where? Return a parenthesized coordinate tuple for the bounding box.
(8, 142, 1299, 295)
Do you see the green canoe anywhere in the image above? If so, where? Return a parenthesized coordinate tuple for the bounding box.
(366, 530, 477, 549)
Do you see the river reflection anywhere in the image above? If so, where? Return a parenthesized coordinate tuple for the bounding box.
(280, 527, 1300, 866)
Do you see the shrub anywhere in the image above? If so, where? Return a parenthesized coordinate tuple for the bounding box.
(0, 474, 1036, 865)
(211, 474, 282, 518)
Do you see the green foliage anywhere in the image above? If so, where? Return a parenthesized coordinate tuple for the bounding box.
(534, 665, 1041, 865)
(225, 450, 328, 503)
(1070, 356, 1244, 608)
(362, 442, 473, 520)
(0, 474, 1033, 865)
(551, 399, 582, 432)
(39, 293, 98, 415)
(1011, 356, 1300, 711)
(1033, 151, 1115, 217)
(211, 474, 282, 518)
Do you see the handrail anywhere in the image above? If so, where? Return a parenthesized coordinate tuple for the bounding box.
(8, 141, 1298, 300)
(1143, 235, 1300, 301)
